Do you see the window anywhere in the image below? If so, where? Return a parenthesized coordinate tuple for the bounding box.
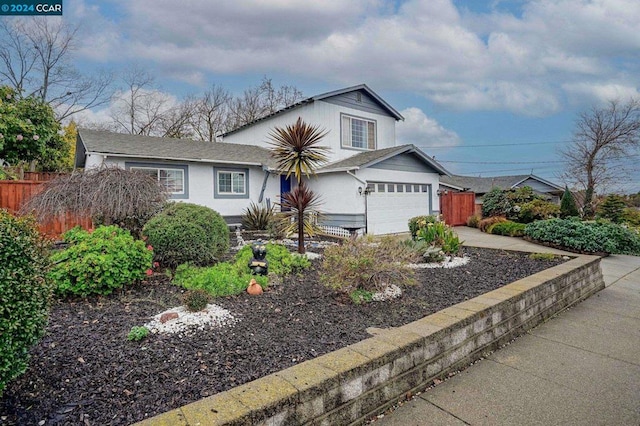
(341, 114, 376, 150)
(377, 183, 386, 193)
(130, 166, 185, 195)
(217, 170, 246, 195)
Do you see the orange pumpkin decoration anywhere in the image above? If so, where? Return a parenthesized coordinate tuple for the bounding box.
(247, 278, 263, 295)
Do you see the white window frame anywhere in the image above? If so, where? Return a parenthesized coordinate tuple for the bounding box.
(217, 170, 246, 195)
(130, 166, 185, 195)
(341, 114, 377, 150)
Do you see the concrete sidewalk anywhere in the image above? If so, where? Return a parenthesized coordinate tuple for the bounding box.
(372, 227, 640, 426)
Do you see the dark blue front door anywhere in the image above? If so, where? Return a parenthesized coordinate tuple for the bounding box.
(280, 175, 291, 211)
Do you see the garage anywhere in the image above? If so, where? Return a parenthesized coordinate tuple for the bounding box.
(366, 182, 431, 234)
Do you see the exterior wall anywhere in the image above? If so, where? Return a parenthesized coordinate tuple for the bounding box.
(97, 156, 280, 221)
(222, 101, 397, 163)
(516, 178, 561, 204)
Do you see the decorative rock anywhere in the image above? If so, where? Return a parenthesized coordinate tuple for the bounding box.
(247, 278, 263, 295)
(160, 312, 179, 323)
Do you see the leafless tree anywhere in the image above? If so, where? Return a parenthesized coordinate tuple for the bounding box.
(109, 67, 174, 136)
(191, 84, 231, 141)
(227, 77, 304, 131)
(0, 17, 112, 120)
(561, 98, 640, 218)
(22, 166, 168, 237)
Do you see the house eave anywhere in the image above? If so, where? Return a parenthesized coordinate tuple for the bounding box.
(85, 151, 265, 168)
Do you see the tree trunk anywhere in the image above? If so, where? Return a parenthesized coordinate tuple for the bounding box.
(297, 204, 305, 254)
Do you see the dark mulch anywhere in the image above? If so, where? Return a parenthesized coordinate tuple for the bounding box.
(1, 247, 565, 426)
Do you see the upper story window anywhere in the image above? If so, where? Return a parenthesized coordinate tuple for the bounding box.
(130, 166, 185, 195)
(341, 114, 376, 150)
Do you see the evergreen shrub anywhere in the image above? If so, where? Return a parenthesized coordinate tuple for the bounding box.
(143, 203, 230, 268)
(0, 211, 52, 395)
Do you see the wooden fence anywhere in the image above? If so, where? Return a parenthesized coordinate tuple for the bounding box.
(440, 191, 476, 226)
(0, 180, 92, 239)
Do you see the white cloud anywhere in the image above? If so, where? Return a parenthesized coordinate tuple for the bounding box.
(396, 107, 461, 148)
(72, 0, 640, 116)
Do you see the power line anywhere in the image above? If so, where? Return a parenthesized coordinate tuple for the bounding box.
(420, 140, 570, 149)
(438, 159, 564, 164)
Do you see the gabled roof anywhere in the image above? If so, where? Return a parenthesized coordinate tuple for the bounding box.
(317, 144, 450, 176)
(222, 84, 404, 137)
(440, 174, 563, 194)
(76, 129, 277, 168)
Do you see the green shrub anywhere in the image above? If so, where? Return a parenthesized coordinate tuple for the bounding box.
(320, 237, 415, 298)
(241, 202, 274, 230)
(0, 211, 52, 396)
(466, 214, 481, 228)
(478, 216, 508, 232)
(143, 203, 230, 269)
(597, 194, 626, 224)
(408, 215, 438, 240)
(489, 220, 526, 237)
(622, 208, 640, 227)
(482, 188, 511, 217)
(173, 243, 307, 297)
(560, 187, 580, 218)
(173, 262, 268, 297)
(350, 289, 373, 305)
(182, 289, 211, 312)
(529, 252, 557, 261)
(49, 225, 152, 296)
(524, 218, 640, 255)
(234, 243, 310, 277)
(400, 239, 445, 263)
(127, 326, 149, 341)
(516, 199, 560, 223)
(415, 221, 462, 255)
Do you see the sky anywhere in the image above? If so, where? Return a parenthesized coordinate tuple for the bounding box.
(59, 0, 640, 192)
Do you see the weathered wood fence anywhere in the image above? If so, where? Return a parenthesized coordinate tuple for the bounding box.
(0, 180, 92, 239)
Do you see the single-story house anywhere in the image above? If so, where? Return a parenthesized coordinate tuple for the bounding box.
(439, 174, 564, 208)
(76, 84, 450, 234)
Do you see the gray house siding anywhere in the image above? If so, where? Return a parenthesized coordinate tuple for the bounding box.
(370, 153, 441, 174)
(323, 91, 392, 117)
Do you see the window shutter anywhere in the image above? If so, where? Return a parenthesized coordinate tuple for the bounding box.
(342, 115, 351, 147)
(367, 121, 376, 149)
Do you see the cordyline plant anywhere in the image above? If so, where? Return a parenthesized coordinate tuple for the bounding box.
(268, 117, 330, 253)
(21, 165, 168, 238)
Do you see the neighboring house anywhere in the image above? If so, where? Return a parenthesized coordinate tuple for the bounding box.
(76, 84, 449, 234)
(439, 174, 564, 207)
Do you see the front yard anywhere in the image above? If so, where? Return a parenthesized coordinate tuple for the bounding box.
(1, 247, 564, 426)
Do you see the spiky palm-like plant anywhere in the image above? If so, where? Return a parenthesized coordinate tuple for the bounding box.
(268, 117, 330, 253)
(280, 183, 323, 253)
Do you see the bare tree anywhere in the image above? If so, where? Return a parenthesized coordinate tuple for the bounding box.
(109, 67, 174, 136)
(561, 98, 640, 218)
(191, 84, 231, 141)
(227, 77, 304, 131)
(0, 18, 112, 120)
(160, 96, 197, 139)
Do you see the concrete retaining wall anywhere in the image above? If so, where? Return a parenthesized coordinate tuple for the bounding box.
(135, 255, 605, 426)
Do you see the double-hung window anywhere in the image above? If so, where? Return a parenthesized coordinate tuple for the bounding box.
(217, 170, 246, 195)
(342, 114, 376, 150)
(130, 166, 185, 195)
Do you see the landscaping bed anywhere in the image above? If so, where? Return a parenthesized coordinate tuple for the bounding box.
(0, 247, 565, 426)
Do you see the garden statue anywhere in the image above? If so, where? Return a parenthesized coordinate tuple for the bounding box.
(247, 278, 263, 295)
(248, 242, 268, 275)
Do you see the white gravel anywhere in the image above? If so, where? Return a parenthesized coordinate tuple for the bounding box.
(408, 255, 470, 269)
(372, 284, 403, 301)
(144, 304, 238, 335)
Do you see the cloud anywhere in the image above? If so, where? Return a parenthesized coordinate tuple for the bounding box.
(72, 0, 640, 116)
(396, 107, 461, 148)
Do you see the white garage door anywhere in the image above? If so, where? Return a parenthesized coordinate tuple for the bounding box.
(367, 182, 431, 234)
